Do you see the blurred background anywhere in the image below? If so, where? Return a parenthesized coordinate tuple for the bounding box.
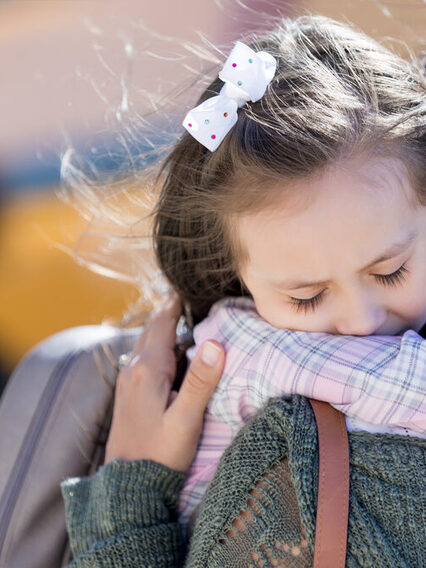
(0, 0, 425, 396)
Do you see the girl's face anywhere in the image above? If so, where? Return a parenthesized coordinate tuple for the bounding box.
(236, 156, 426, 336)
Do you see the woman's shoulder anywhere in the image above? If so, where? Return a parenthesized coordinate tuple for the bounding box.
(186, 395, 425, 567)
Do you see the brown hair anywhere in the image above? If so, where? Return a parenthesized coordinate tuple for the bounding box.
(57, 14, 426, 330)
(152, 14, 426, 324)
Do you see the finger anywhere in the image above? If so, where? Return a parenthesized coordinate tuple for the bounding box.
(130, 291, 181, 356)
(171, 340, 225, 423)
(117, 357, 171, 421)
(132, 326, 149, 354)
(142, 292, 182, 352)
(167, 390, 179, 407)
(121, 349, 177, 403)
(149, 290, 182, 322)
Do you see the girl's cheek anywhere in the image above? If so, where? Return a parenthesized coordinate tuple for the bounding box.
(254, 299, 290, 328)
(397, 284, 426, 324)
(256, 299, 308, 330)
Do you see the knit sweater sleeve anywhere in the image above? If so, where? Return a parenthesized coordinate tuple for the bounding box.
(60, 458, 187, 567)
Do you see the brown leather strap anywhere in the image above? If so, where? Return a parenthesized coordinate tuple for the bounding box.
(309, 399, 350, 568)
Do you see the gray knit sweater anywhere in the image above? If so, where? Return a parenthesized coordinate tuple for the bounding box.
(61, 395, 426, 567)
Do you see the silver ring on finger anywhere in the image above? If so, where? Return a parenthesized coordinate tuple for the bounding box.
(118, 351, 134, 369)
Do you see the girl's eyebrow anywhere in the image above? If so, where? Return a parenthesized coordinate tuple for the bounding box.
(271, 229, 418, 291)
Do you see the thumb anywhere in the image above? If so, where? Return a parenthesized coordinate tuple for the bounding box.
(172, 340, 225, 422)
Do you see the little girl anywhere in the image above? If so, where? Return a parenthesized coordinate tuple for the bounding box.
(151, 16, 426, 532)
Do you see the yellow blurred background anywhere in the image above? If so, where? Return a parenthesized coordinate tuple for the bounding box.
(0, 0, 424, 392)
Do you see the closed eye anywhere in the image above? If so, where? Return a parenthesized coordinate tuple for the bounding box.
(289, 263, 410, 314)
(372, 263, 409, 287)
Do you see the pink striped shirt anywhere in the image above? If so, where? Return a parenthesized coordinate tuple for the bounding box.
(178, 296, 426, 527)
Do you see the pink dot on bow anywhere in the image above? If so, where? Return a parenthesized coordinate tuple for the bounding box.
(232, 63, 237, 67)
(211, 134, 216, 139)
(188, 123, 192, 127)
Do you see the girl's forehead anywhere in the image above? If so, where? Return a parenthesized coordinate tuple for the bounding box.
(240, 154, 416, 223)
(236, 156, 419, 269)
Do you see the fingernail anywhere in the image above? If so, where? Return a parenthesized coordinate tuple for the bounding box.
(201, 341, 221, 367)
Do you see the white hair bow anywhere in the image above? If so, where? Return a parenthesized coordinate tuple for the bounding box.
(182, 41, 277, 152)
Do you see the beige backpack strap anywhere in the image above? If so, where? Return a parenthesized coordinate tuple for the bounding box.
(309, 399, 350, 568)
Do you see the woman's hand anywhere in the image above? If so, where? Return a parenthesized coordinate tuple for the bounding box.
(104, 292, 226, 473)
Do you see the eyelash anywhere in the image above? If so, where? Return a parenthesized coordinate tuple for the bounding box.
(289, 263, 410, 315)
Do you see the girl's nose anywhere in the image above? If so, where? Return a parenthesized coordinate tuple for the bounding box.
(334, 288, 387, 336)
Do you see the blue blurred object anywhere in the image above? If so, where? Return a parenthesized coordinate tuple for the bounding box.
(1, 128, 170, 199)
